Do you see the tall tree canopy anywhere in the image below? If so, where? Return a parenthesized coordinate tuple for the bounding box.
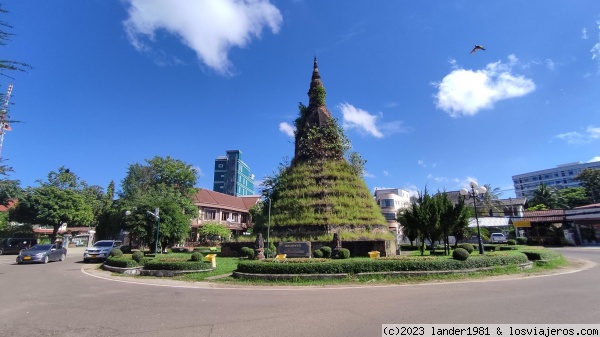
(575, 168, 600, 204)
(117, 156, 198, 252)
(528, 183, 565, 209)
(9, 167, 94, 242)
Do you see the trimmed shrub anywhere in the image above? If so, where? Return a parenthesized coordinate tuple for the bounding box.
(483, 244, 496, 252)
(236, 252, 529, 275)
(337, 248, 350, 259)
(313, 249, 324, 258)
(320, 246, 332, 258)
(516, 237, 527, 245)
(520, 249, 562, 261)
(105, 256, 139, 268)
(132, 251, 145, 263)
(507, 239, 517, 246)
(399, 244, 420, 251)
(241, 247, 255, 259)
(498, 246, 517, 251)
(109, 248, 123, 258)
(457, 243, 474, 254)
(191, 252, 203, 261)
(452, 248, 470, 261)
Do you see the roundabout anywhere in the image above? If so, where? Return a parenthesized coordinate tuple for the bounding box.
(1, 247, 598, 337)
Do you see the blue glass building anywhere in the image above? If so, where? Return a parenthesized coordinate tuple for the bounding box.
(213, 150, 255, 196)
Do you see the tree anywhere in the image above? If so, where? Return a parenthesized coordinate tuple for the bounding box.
(119, 156, 198, 252)
(558, 187, 589, 209)
(400, 188, 441, 255)
(439, 192, 470, 251)
(347, 151, 366, 177)
(0, 168, 20, 206)
(9, 167, 94, 242)
(198, 222, 231, 243)
(480, 184, 502, 216)
(575, 168, 600, 203)
(0, 5, 30, 204)
(529, 183, 565, 209)
(1, 5, 32, 78)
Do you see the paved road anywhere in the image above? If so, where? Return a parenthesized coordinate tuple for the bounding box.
(0, 248, 598, 337)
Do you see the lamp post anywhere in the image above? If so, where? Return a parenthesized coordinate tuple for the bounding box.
(263, 192, 272, 258)
(460, 181, 487, 255)
(146, 208, 160, 254)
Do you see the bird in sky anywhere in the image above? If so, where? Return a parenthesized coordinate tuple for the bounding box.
(470, 45, 486, 54)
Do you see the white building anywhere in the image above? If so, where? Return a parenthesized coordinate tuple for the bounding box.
(374, 188, 411, 233)
(512, 161, 600, 197)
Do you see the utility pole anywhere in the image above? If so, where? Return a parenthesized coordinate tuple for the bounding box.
(0, 84, 14, 158)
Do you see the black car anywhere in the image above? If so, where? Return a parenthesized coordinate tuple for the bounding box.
(16, 244, 67, 264)
(0, 237, 38, 255)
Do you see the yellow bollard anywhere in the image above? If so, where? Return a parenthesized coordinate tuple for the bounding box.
(205, 254, 217, 268)
(275, 254, 287, 261)
(368, 251, 380, 259)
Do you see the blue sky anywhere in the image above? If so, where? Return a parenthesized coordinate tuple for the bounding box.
(2, 0, 600, 198)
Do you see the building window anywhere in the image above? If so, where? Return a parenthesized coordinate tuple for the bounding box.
(218, 164, 223, 168)
(204, 209, 216, 220)
(380, 199, 394, 208)
(221, 212, 230, 221)
(383, 212, 397, 221)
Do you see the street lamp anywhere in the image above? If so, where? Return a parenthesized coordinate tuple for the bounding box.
(146, 208, 160, 254)
(262, 192, 272, 258)
(460, 181, 487, 255)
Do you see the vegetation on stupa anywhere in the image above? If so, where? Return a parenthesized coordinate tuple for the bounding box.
(253, 59, 387, 238)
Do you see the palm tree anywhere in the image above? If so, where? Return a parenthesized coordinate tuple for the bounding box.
(529, 184, 565, 209)
(480, 184, 502, 216)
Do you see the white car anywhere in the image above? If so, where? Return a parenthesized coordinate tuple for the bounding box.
(83, 240, 122, 263)
(490, 233, 507, 243)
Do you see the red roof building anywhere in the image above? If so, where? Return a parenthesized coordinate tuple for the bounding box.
(190, 189, 260, 239)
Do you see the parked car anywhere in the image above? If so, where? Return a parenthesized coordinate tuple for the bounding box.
(490, 233, 507, 243)
(16, 244, 67, 264)
(0, 237, 38, 255)
(83, 240, 122, 263)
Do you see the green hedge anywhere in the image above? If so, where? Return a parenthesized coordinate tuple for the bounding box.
(520, 249, 562, 261)
(105, 257, 140, 268)
(143, 260, 211, 271)
(399, 244, 420, 251)
(236, 253, 529, 275)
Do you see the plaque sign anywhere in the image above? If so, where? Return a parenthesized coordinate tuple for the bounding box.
(277, 241, 311, 258)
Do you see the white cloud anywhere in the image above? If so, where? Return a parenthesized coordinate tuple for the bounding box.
(363, 171, 375, 178)
(545, 59, 555, 71)
(555, 126, 600, 144)
(418, 160, 426, 167)
(338, 102, 409, 138)
(434, 55, 536, 117)
(122, 0, 283, 75)
(383, 170, 390, 176)
(279, 122, 295, 137)
(427, 174, 448, 183)
(339, 103, 383, 138)
(582, 28, 588, 40)
(589, 156, 600, 162)
(591, 19, 600, 73)
(193, 166, 204, 177)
